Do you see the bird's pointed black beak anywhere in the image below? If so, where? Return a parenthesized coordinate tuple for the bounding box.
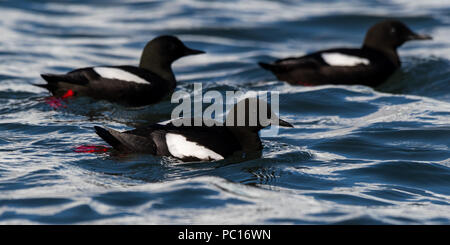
(407, 32, 432, 41)
(278, 119, 294, 128)
(183, 47, 205, 56)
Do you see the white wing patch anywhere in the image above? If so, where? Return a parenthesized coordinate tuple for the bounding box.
(165, 133, 224, 161)
(93, 67, 149, 84)
(321, 53, 370, 66)
(158, 119, 176, 125)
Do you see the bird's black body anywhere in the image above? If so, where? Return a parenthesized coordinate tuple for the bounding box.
(35, 35, 204, 106)
(95, 123, 245, 161)
(94, 98, 294, 162)
(260, 47, 398, 87)
(39, 66, 174, 106)
(259, 20, 432, 87)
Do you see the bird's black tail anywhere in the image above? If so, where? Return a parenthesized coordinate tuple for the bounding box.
(258, 62, 283, 73)
(40, 74, 63, 83)
(94, 126, 156, 153)
(94, 126, 124, 150)
(33, 74, 64, 92)
(32, 83, 50, 89)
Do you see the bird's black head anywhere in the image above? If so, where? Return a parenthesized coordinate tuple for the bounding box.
(225, 98, 294, 132)
(139, 35, 205, 80)
(363, 20, 432, 51)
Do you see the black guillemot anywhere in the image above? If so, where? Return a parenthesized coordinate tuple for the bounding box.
(94, 98, 293, 162)
(35, 35, 204, 106)
(258, 20, 432, 87)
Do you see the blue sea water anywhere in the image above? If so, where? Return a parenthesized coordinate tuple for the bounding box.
(0, 0, 449, 224)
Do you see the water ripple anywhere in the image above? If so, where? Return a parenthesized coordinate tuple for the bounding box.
(0, 0, 449, 224)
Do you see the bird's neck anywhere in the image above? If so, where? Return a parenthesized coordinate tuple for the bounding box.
(227, 127, 263, 152)
(139, 60, 176, 83)
(362, 44, 401, 67)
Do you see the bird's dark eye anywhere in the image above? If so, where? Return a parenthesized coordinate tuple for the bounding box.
(390, 27, 396, 34)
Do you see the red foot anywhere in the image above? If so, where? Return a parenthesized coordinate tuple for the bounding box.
(74, 145, 110, 153)
(44, 97, 66, 109)
(61, 89, 74, 99)
(44, 89, 74, 109)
